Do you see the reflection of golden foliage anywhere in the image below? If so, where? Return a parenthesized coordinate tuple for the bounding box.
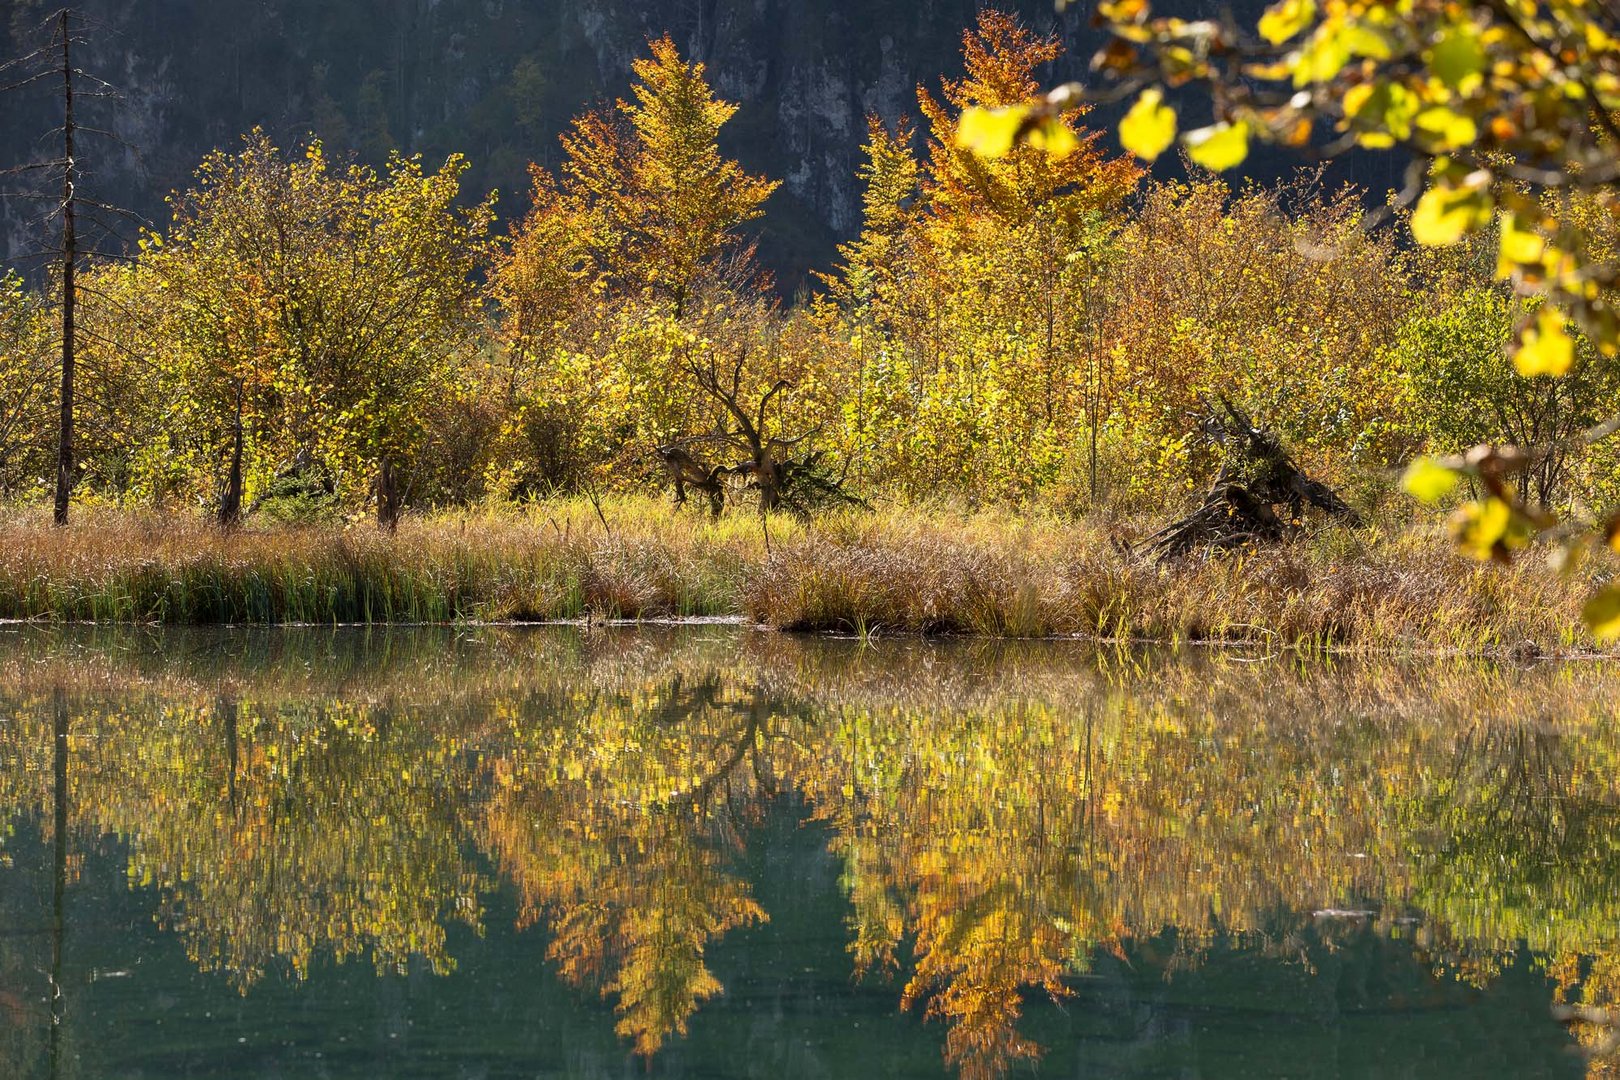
(837, 831, 905, 979)
(0, 690, 487, 992)
(5, 627, 1620, 1076)
(475, 673, 772, 1054)
(904, 904, 1073, 1080)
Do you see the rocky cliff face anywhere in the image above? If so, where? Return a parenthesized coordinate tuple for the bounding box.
(0, 0, 1119, 286)
(5, 0, 1404, 289)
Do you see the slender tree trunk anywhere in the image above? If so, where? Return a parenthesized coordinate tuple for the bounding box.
(219, 381, 245, 527)
(52, 10, 77, 526)
(376, 454, 400, 532)
(1088, 391, 1099, 503)
(49, 686, 69, 1074)
(855, 316, 867, 484)
(220, 693, 239, 812)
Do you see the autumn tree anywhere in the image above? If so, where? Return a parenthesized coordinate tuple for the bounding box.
(1399, 280, 1620, 509)
(132, 132, 493, 527)
(484, 36, 786, 501)
(511, 34, 778, 317)
(0, 273, 56, 499)
(818, 10, 1141, 502)
(921, 10, 1139, 228)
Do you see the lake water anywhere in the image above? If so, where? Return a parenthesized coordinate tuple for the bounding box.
(1, 625, 1617, 1079)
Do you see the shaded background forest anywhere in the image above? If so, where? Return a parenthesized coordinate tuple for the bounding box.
(0, 0, 1403, 287)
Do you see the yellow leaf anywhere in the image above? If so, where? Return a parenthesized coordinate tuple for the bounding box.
(1293, 23, 1351, 86)
(1258, 0, 1316, 45)
(1401, 458, 1459, 504)
(1450, 497, 1525, 561)
(1119, 89, 1177, 161)
(956, 105, 1028, 158)
(1026, 117, 1079, 158)
(1515, 306, 1574, 377)
(1582, 584, 1620, 642)
(1184, 121, 1251, 170)
(1243, 60, 1293, 80)
(1413, 105, 1477, 149)
(1097, 0, 1148, 23)
(1342, 82, 1374, 118)
(1341, 23, 1393, 60)
(1495, 212, 1545, 277)
(1345, 82, 1418, 142)
(1409, 183, 1490, 246)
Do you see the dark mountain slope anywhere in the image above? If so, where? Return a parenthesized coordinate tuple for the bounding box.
(0, 0, 1399, 286)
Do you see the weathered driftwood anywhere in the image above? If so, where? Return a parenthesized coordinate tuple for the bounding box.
(1141, 396, 1361, 561)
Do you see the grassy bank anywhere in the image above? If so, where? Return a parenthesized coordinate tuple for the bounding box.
(0, 499, 1600, 653)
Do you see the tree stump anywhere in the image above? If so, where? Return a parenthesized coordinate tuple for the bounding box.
(1140, 396, 1361, 561)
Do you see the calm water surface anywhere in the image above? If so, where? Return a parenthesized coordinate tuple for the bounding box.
(1, 625, 1617, 1078)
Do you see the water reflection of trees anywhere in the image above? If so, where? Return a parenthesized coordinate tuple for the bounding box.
(2, 628, 1620, 1077)
(2, 690, 488, 994)
(475, 674, 775, 1053)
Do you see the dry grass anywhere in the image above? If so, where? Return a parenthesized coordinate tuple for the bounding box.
(746, 507, 1597, 654)
(0, 499, 763, 624)
(0, 498, 1601, 654)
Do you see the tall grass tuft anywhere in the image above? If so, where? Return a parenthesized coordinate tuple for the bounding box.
(0, 499, 1601, 654)
(0, 500, 755, 624)
(745, 506, 1597, 654)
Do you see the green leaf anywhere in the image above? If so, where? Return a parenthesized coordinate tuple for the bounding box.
(1401, 458, 1459, 504)
(1430, 25, 1488, 90)
(1258, 0, 1316, 45)
(956, 105, 1028, 158)
(1184, 121, 1250, 170)
(1515, 306, 1575, 377)
(1582, 584, 1620, 642)
(1119, 89, 1177, 161)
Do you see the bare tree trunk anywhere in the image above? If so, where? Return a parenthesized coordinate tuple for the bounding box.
(52, 10, 76, 527)
(218, 381, 245, 527)
(1088, 404, 1099, 503)
(376, 454, 401, 532)
(49, 686, 69, 1072)
(756, 461, 781, 513)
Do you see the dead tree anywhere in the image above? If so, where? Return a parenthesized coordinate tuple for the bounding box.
(0, 9, 132, 525)
(655, 440, 727, 517)
(687, 343, 796, 512)
(52, 9, 75, 526)
(1141, 396, 1361, 561)
(679, 342, 862, 518)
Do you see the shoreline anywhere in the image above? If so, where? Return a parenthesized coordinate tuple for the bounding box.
(0, 614, 1611, 663)
(0, 498, 1606, 655)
